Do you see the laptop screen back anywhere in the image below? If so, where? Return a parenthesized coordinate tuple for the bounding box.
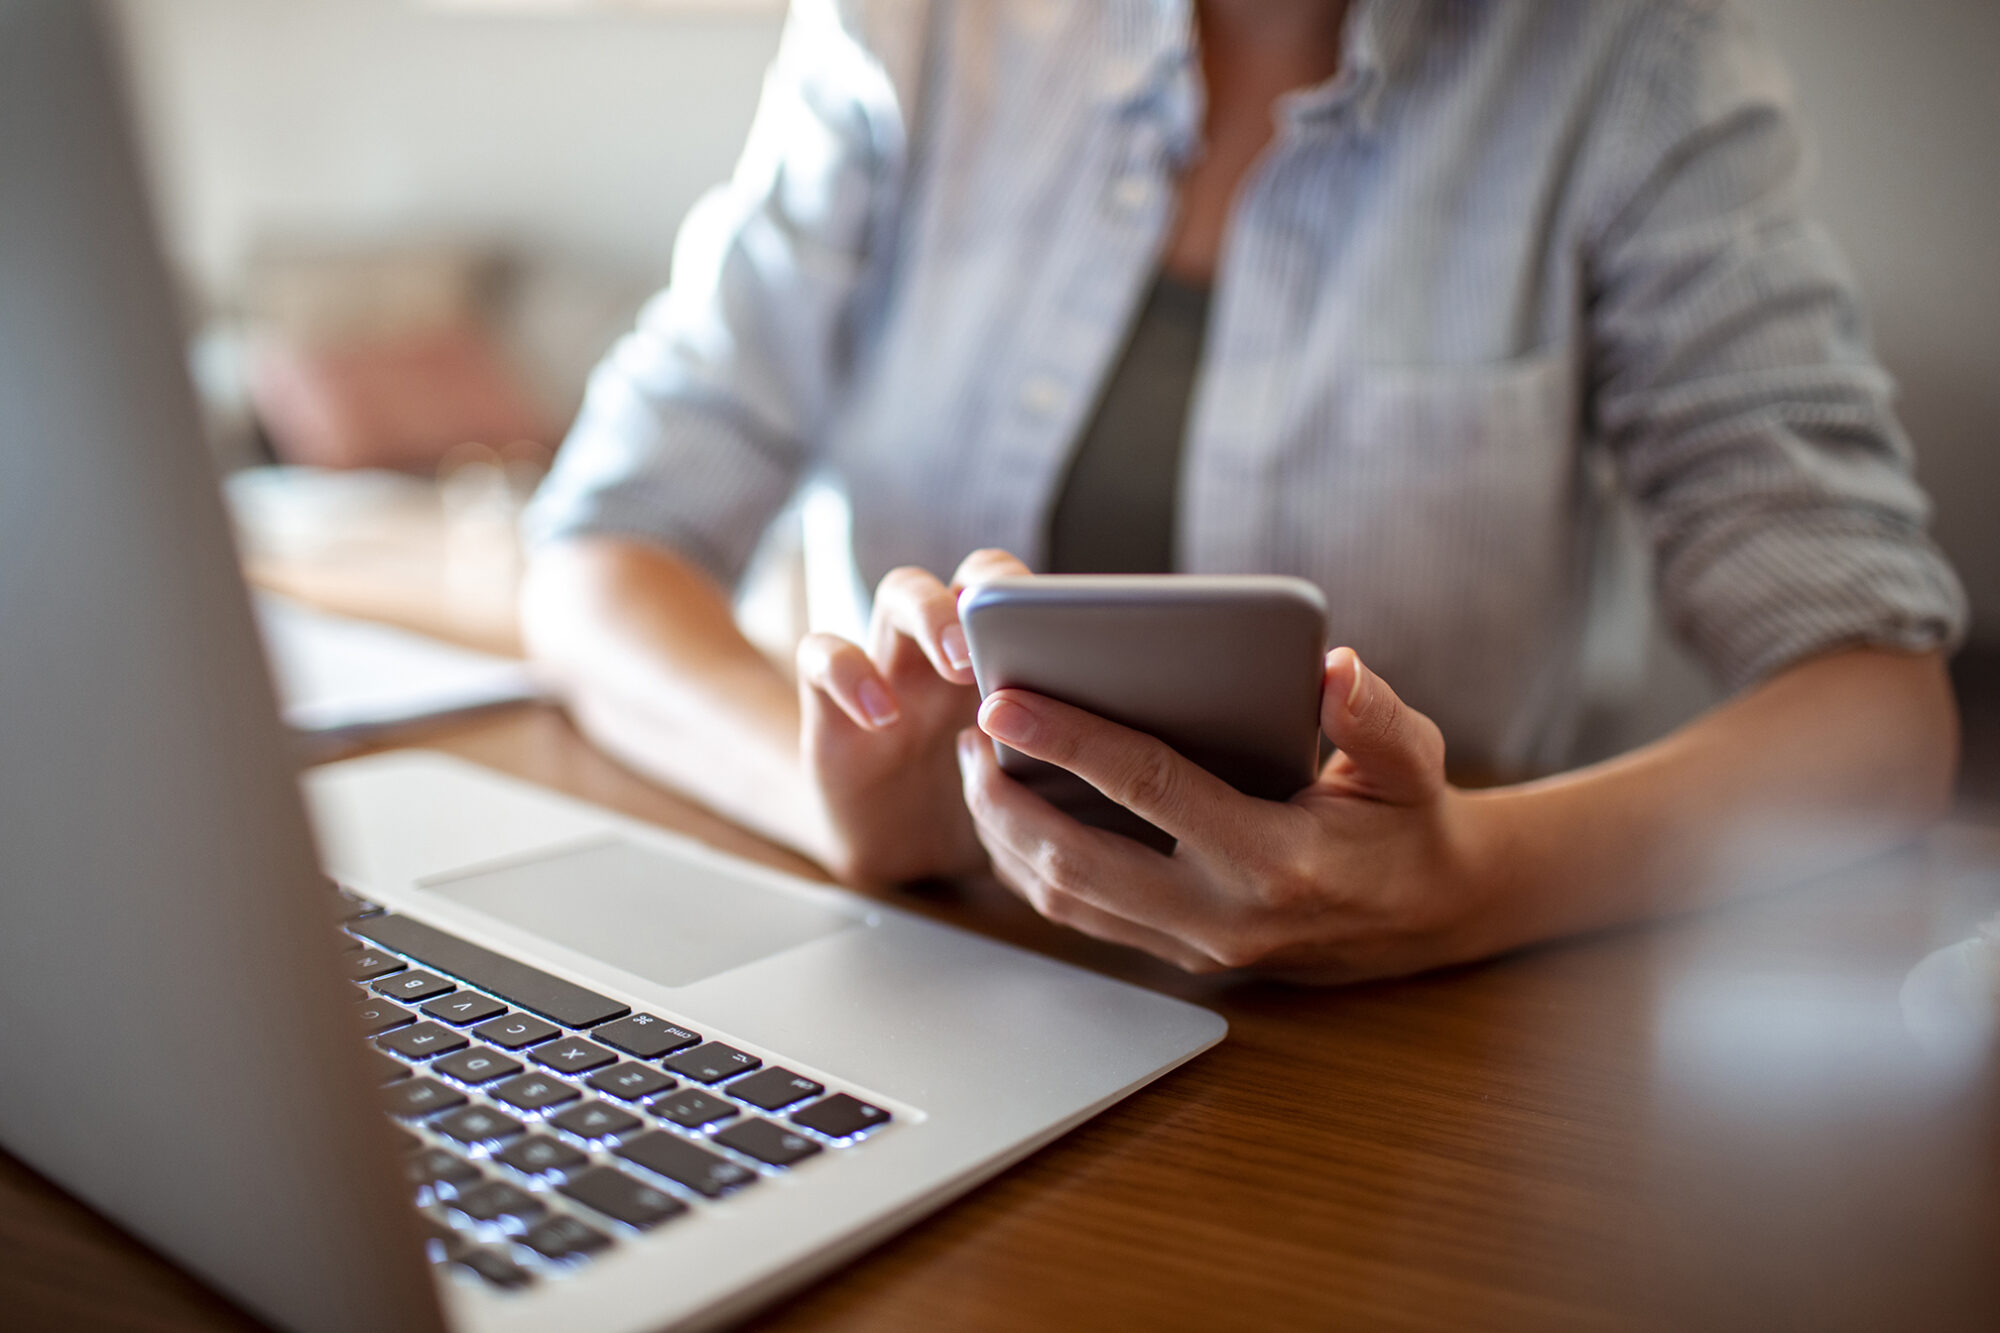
(0, 4, 441, 1329)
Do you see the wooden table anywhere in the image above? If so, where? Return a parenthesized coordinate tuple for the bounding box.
(5, 694, 1996, 1331)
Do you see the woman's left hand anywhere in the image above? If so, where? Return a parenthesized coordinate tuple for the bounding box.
(955, 647, 1503, 981)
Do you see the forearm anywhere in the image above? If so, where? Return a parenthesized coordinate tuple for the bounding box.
(1457, 648, 1960, 956)
(519, 537, 831, 862)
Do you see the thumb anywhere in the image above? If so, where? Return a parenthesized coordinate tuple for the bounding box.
(1319, 647, 1447, 805)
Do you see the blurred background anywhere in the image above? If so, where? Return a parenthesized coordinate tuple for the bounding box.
(106, 0, 1999, 804)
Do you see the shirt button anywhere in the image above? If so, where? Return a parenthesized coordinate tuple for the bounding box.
(1019, 375, 1065, 415)
(1110, 175, 1153, 213)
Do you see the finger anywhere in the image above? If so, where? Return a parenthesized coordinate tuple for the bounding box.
(946, 551, 1032, 679)
(955, 727, 1207, 938)
(947, 547, 1033, 593)
(796, 632, 899, 731)
(975, 689, 1242, 847)
(868, 566, 974, 683)
(980, 835, 1226, 974)
(1319, 647, 1447, 804)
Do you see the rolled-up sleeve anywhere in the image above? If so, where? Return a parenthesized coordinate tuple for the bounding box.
(1586, 3, 1967, 693)
(525, 0, 915, 589)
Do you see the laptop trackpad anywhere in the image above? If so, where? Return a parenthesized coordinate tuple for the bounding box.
(422, 838, 862, 988)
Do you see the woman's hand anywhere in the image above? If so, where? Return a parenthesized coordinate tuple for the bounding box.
(796, 548, 1032, 885)
(955, 648, 1503, 980)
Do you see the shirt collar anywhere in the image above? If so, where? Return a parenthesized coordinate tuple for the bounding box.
(1099, 0, 1424, 138)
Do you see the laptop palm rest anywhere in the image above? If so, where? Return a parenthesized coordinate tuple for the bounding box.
(421, 838, 862, 988)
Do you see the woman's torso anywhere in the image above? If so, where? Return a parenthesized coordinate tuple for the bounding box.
(825, 0, 1615, 773)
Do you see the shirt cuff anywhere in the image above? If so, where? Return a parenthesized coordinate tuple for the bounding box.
(1666, 511, 1969, 693)
(524, 391, 799, 591)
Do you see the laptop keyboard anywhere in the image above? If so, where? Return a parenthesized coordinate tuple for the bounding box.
(333, 888, 894, 1293)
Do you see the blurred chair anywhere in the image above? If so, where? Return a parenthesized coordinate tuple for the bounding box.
(244, 242, 556, 473)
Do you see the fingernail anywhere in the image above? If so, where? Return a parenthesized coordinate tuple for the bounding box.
(941, 625, 971, 671)
(955, 728, 980, 770)
(857, 679, 899, 727)
(980, 695, 1035, 744)
(1341, 649, 1366, 711)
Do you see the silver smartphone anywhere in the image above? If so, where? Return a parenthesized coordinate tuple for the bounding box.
(958, 575, 1328, 849)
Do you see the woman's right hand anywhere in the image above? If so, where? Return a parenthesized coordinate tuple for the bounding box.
(795, 548, 1031, 885)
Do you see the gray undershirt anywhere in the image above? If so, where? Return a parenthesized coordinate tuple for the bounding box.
(1045, 272, 1212, 574)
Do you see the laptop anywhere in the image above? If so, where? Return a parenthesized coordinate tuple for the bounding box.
(0, 5, 1226, 1331)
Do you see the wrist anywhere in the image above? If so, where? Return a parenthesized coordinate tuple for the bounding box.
(788, 783, 843, 877)
(1444, 776, 1635, 965)
(1430, 784, 1534, 965)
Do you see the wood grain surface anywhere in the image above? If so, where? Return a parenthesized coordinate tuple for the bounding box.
(5, 703, 1997, 1332)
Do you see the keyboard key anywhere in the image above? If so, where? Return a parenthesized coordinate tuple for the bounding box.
(422, 991, 507, 1027)
(495, 1134, 587, 1177)
(521, 1214, 612, 1263)
(613, 1131, 757, 1199)
(548, 1101, 640, 1141)
(727, 1067, 824, 1112)
(432, 1046, 522, 1086)
(450, 1179, 546, 1226)
(391, 1125, 426, 1153)
(791, 1093, 891, 1140)
(650, 1090, 738, 1130)
(532, 1038, 617, 1076)
(454, 1247, 534, 1290)
(592, 1014, 700, 1060)
(558, 1166, 688, 1231)
(714, 1117, 823, 1168)
(333, 891, 383, 923)
(407, 1148, 481, 1189)
(347, 950, 406, 983)
(664, 1041, 761, 1085)
(587, 1062, 675, 1103)
(377, 1022, 469, 1062)
(416, 1214, 465, 1260)
(383, 1077, 467, 1118)
(432, 1105, 525, 1147)
(355, 998, 415, 1035)
(491, 1073, 582, 1114)
(371, 970, 456, 1004)
(473, 1014, 562, 1051)
(367, 1049, 411, 1084)
(354, 915, 630, 1029)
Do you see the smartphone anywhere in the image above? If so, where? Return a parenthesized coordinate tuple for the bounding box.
(958, 575, 1328, 850)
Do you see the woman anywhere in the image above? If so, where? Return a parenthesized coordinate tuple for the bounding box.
(522, 0, 1964, 980)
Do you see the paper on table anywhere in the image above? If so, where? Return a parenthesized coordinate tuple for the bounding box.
(254, 592, 543, 737)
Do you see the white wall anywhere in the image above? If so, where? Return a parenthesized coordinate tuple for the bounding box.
(111, 0, 784, 300)
(115, 0, 1998, 638)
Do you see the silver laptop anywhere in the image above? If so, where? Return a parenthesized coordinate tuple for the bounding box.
(0, 5, 1225, 1330)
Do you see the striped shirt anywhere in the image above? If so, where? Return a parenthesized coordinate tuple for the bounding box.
(527, 0, 1966, 775)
